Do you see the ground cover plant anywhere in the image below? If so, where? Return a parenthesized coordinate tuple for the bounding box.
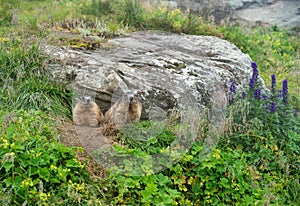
(98, 62, 299, 205)
(0, 110, 106, 205)
(0, 0, 299, 205)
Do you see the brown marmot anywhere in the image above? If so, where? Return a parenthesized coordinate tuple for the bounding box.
(105, 90, 142, 126)
(73, 95, 104, 127)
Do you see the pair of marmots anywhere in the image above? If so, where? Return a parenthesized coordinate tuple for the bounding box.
(73, 90, 142, 127)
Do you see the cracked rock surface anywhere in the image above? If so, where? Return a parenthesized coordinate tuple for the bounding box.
(46, 30, 258, 119)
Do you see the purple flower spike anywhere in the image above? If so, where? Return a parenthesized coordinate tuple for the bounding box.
(249, 62, 259, 88)
(271, 74, 276, 92)
(249, 77, 255, 88)
(230, 79, 236, 94)
(251, 62, 257, 70)
(253, 67, 259, 81)
(254, 88, 261, 100)
(241, 91, 246, 99)
(282, 79, 288, 103)
(270, 102, 276, 113)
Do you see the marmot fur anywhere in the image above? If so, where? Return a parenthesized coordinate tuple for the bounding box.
(105, 90, 142, 125)
(73, 95, 104, 127)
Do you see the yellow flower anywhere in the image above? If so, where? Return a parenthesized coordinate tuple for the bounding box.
(212, 149, 221, 159)
(21, 178, 34, 188)
(38, 192, 49, 203)
(173, 21, 182, 30)
(2, 139, 9, 149)
(0, 37, 8, 42)
(160, 2, 167, 13)
(169, 9, 182, 19)
(50, 165, 57, 170)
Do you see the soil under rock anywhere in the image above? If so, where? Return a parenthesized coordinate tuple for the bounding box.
(56, 118, 118, 179)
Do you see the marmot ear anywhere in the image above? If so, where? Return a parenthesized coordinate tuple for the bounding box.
(136, 90, 145, 95)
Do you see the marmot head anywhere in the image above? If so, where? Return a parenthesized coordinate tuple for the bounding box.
(79, 95, 94, 105)
(123, 90, 140, 104)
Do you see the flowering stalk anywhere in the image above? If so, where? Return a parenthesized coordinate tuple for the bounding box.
(229, 79, 236, 94)
(270, 102, 276, 113)
(254, 88, 261, 100)
(282, 79, 288, 103)
(249, 62, 259, 88)
(229, 79, 236, 105)
(271, 74, 276, 92)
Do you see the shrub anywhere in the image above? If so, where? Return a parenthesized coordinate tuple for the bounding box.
(0, 110, 103, 205)
(224, 26, 300, 110)
(223, 62, 300, 204)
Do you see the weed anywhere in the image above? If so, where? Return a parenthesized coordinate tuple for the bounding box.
(0, 33, 72, 117)
(0, 110, 103, 205)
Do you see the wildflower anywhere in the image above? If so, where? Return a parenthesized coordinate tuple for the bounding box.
(249, 62, 259, 88)
(277, 90, 283, 99)
(173, 21, 182, 30)
(271, 74, 276, 92)
(262, 95, 267, 100)
(252, 62, 258, 79)
(251, 62, 257, 70)
(270, 102, 276, 113)
(241, 91, 246, 99)
(282, 79, 288, 103)
(249, 76, 255, 88)
(50, 165, 57, 170)
(0, 37, 9, 42)
(254, 88, 261, 100)
(229, 79, 236, 94)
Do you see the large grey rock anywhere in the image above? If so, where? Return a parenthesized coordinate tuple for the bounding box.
(46, 31, 257, 119)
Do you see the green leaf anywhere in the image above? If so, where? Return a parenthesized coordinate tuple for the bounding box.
(167, 188, 181, 198)
(50, 178, 60, 184)
(156, 173, 170, 186)
(220, 178, 229, 189)
(3, 177, 14, 187)
(147, 182, 158, 192)
(141, 189, 153, 202)
(3, 162, 13, 173)
(38, 167, 50, 181)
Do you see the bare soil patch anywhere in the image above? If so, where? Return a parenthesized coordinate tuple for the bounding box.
(56, 118, 117, 179)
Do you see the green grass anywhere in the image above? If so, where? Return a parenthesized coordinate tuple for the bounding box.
(0, 0, 299, 205)
(0, 29, 73, 117)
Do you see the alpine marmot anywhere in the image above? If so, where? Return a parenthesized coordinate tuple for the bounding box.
(73, 95, 104, 127)
(105, 90, 142, 126)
